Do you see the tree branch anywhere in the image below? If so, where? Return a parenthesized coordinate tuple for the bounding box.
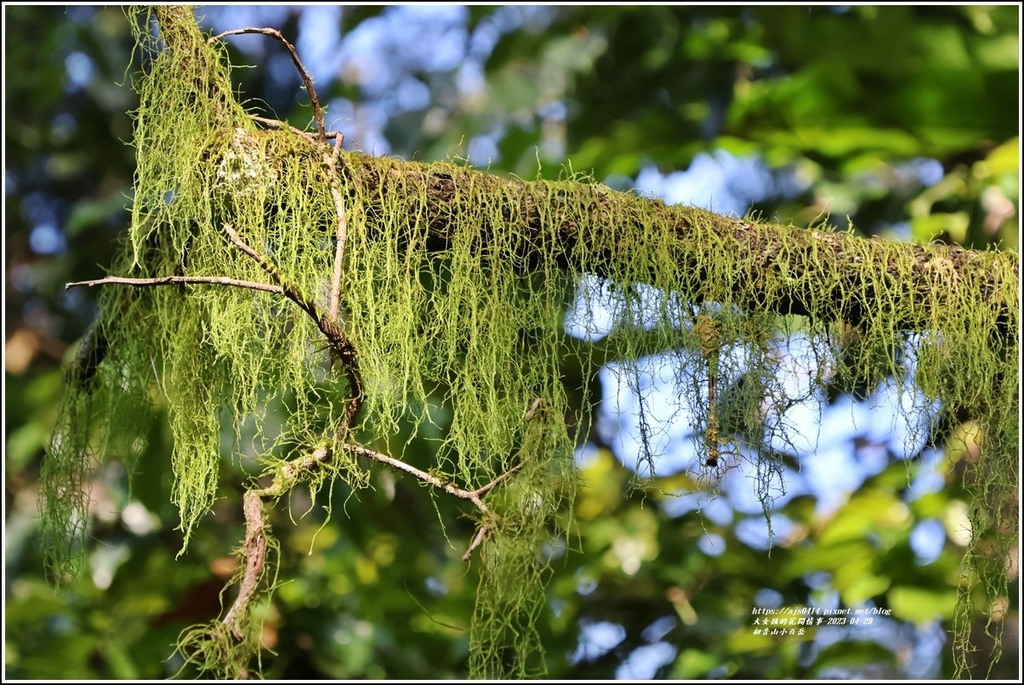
(327, 133, 348, 323)
(209, 27, 326, 145)
(342, 443, 522, 561)
(221, 490, 270, 642)
(65, 275, 283, 295)
(247, 114, 341, 140)
(216, 432, 524, 659)
(155, 5, 1017, 345)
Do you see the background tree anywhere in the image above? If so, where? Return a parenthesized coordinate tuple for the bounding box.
(4, 4, 1018, 680)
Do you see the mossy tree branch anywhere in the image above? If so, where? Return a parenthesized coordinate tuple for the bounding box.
(339, 153, 1017, 339)
(150, 6, 1017, 344)
(40, 7, 1016, 681)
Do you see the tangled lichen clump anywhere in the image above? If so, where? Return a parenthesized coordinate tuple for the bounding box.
(42, 5, 1018, 680)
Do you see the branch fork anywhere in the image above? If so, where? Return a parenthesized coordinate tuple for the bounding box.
(342, 443, 524, 561)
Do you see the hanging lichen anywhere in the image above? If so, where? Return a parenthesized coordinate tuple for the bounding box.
(41, 5, 1018, 680)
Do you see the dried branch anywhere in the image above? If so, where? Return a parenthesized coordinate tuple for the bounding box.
(327, 133, 348, 322)
(342, 443, 523, 561)
(463, 527, 489, 563)
(65, 275, 283, 295)
(209, 27, 326, 145)
(248, 114, 340, 140)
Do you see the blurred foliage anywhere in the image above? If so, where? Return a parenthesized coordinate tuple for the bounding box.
(4, 4, 1018, 680)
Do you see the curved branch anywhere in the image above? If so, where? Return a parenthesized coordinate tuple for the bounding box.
(221, 490, 270, 641)
(209, 27, 326, 145)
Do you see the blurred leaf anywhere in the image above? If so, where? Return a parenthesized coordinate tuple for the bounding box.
(808, 639, 896, 677)
(888, 585, 958, 625)
(669, 647, 721, 678)
(65, 190, 132, 235)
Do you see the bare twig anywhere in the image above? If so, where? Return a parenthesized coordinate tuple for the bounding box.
(222, 223, 269, 265)
(327, 132, 347, 322)
(462, 527, 489, 562)
(342, 444, 492, 508)
(470, 465, 521, 499)
(248, 114, 340, 140)
(209, 27, 326, 145)
(342, 443, 523, 560)
(66, 275, 283, 294)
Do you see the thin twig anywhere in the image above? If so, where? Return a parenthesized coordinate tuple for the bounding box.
(342, 443, 524, 561)
(66, 275, 283, 294)
(327, 132, 347, 322)
(209, 27, 326, 145)
(343, 444, 492, 508)
(470, 465, 522, 499)
(462, 527, 489, 562)
(248, 114, 340, 140)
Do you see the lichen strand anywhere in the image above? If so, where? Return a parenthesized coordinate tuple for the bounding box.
(40, 269, 156, 579)
(467, 401, 575, 679)
(343, 160, 580, 678)
(44, 5, 343, 577)
(41, 6, 1018, 680)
